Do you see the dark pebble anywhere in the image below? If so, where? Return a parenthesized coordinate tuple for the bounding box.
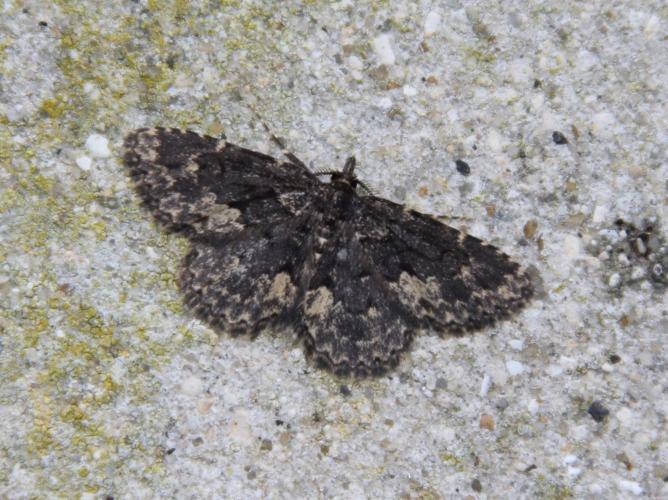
(455, 159, 471, 176)
(38, 21, 48, 27)
(609, 354, 621, 364)
(495, 398, 509, 411)
(588, 401, 610, 422)
(339, 384, 351, 396)
(552, 131, 568, 145)
(471, 478, 482, 492)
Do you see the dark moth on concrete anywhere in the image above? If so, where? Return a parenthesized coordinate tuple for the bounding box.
(123, 127, 533, 376)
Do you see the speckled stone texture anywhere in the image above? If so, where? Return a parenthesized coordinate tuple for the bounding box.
(1, 1, 666, 498)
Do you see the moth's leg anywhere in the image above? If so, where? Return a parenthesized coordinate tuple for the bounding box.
(249, 106, 309, 171)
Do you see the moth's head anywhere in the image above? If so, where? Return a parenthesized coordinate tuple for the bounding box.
(329, 156, 358, 190)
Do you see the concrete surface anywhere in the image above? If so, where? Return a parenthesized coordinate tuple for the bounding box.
(1, 1, 666, 498)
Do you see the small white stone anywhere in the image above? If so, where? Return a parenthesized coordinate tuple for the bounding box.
(619, 480, 643, 495)
(505, 360, 524, 376)
(348, 55, 363, 71)
(644, 15, 660, 36)
(509, 58, 532, 84)
(616, 407, 634, 427)
(546, 364, 563, 377)
(373, 34, 396, 65)
(438, 427, 456, 442)
(576, 49, 598, 72)
(486, 129, 503, 152)
(76, 156, 92, 171)
(85, 133, 111, 158)
(228, 409, 253, 444)
(563, 234, 582, 260)
(145, 246, 160, 260)
(567, 466, 581, 477)
(479, 374, 492, 397)
(589, 483, 603, 494)
(509, 339, 524, 351)
(592, 204, 608, 224)
(608, 273, 621, 288)
(630, 266, 645, 279)
(563, 454, 577, 465)
(530, 93, 544, 110)
(527, 399, 539, 414)
(591, 111, 616, 138)
(377, 97, 393, 109)
(424, 11, 441, 36)
(180, 375, 204, 395)
(617, 253, 630, 266)
(571, 424, 589, 441)
(403, 85, 417, 97)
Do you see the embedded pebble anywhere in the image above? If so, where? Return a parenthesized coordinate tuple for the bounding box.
(563, 234, 583, 261)
(180, 375, 204, 395)
(630, 266, 645, 279)
(552, 131, 568, 145)
(546, 364, 563, 377)
(508, 339, 524, 351)
(455, 159, 471, 176)
(377, 97, 393, 109)
(373, 34, 396, 65)
(85, 133, 111, 158)
(479, 414, 495, 431)
(527, 399, 539, 414)
(76, 156, 92, 171)
(479, 374, 492, 397)
(403, 85, 417, 97)
(591, 111, 617, 138)
(592, 204, 609, 224)
(347, 55, 363, 71)
(424, 11, 441, 36)
(608, 273, 621, 288)
(505, 360, 524, 376)
(619, 480, 643, 495)
(615, 407, 634, 427)
(588, 401, 610, 422)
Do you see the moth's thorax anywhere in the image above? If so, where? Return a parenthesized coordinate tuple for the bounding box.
(329, 156, 359, 191)
(329, 173, 359, 192)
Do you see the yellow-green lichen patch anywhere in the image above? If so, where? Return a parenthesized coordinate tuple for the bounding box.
(1, 138, 197, 496)
(5, 273, 190, 494)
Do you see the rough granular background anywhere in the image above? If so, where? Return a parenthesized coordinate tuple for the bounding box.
(1, 1, 666, 498)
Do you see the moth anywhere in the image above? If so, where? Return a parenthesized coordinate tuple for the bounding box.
(123, 127, 533, 376)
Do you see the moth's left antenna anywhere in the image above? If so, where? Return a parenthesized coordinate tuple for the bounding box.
(247, 104, 309, 172)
